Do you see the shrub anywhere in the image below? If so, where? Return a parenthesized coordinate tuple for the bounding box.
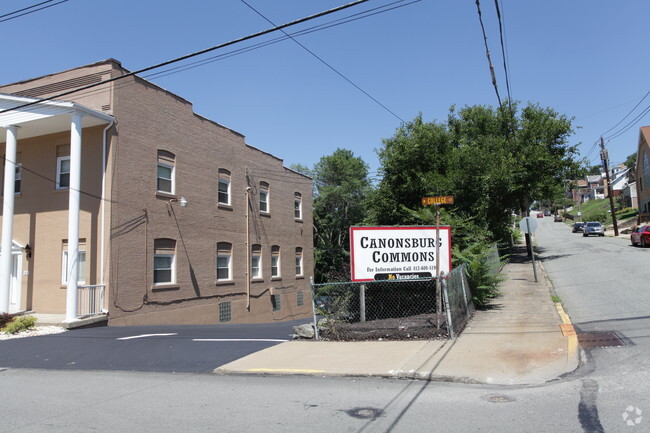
(1, 315, 37, 334)
(0, 313, 14, 329)
(453, 242, 507, 307)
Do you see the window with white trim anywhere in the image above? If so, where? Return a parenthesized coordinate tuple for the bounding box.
(61, 250, 86, 285)
(56, 156, 70, 189)
(259, 181, 269, 213)
(218, 169, 231, 205)
(157, 150, 175, 194)
(14, 163, 22, 194)
(271, 245, 280, 278)
(295, 247, 303, 277)
(154, 238, 176, 285)
(251, 244, 262, 279)
(294, 192, 302, 220)
(217, 242, 232, 281)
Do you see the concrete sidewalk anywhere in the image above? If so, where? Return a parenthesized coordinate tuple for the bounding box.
(214, 245, 580, 385)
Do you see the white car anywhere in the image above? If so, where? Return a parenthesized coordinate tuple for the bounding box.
(583, 221, 604, 237)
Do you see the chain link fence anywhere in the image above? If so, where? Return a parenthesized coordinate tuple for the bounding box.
(310, 264, 474, 341)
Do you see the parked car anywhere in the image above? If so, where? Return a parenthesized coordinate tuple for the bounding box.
(572, 222, 585, 233)
(554, 215, 563, 222)
(630, 225, 650, 247)
(583, 221, 605, 237)
(544, 210, 551, 216)
(536, 212, 544, 218)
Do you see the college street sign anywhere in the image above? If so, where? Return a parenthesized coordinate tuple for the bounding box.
(421, 196, 454, 206)
(349, 226, 452, 282)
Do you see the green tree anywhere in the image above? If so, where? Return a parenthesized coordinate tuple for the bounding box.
(312, 149, 372, 282)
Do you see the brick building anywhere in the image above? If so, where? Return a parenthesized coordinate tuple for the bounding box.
(0, 59, 314, 325)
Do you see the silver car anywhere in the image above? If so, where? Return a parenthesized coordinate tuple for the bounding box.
(583, 221, 605, 237)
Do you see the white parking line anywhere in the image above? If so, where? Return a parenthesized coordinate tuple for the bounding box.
(117, 333, 178, 340)
(192, 338, 288, 342)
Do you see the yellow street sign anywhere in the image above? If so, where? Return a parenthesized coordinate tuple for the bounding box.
(421, 196, 454, 206)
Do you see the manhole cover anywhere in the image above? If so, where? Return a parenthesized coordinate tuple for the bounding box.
(577, 331, 625, 348)
(344, 407, 386, 420)
(484, 395, 515, 403)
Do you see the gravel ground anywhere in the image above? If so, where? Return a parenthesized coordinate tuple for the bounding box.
(0, 326, 67, 340)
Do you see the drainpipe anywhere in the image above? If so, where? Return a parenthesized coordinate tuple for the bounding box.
(245, 186, 251, 311)
(100, 120, 114, 313)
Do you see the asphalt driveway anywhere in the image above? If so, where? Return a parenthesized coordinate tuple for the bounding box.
(0, 319, 310, 373)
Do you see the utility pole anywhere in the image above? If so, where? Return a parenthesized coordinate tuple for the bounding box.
(600, 137, 619, 236)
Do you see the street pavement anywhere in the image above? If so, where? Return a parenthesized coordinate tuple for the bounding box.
(215, 242, 579, 385)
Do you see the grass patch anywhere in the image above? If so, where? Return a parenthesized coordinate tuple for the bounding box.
(551, 295, 561, 303)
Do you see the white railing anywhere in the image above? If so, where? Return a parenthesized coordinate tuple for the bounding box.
(77, 285, 106, 317)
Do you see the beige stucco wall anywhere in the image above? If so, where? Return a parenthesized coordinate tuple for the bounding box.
(0, 127, 106, 313)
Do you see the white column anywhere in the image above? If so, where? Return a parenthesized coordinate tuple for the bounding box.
(65, 114, 83, 322)
(0, 126, 18, 314)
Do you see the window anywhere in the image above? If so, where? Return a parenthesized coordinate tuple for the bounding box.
(218, 169, 231, 205)
(157, 150, 175, 194)
(217, 242, 232, 281)
(251, 244, 262, 279)
(14, 163, 22, 194)
(259, 181, 269, 213)
(56, 156, 70, 189)
(271, 245, 280, 278)
(61, 250, 86, 285)
(644, 152, 650, 192)
(295, 247, 303, 276)
(272, 293, 281, 311)
(294, 193, 302, 220)
(154, 239, 176, 285)
(219, 301, 232, 322)
(297, 291, 304, 307)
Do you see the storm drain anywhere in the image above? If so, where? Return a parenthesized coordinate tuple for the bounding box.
(576, 331, 625, 348)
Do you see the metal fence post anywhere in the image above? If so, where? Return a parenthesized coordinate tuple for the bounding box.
(459, 264, 471, 318)
(441, 273, 454, 339)
(310, 277, 320, 340)
(359, 284, 366, 322)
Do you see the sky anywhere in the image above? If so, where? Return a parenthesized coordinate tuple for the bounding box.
(2, 0, 649, 179)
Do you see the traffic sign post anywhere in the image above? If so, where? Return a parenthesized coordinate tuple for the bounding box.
(518, 217, 538, 282)
(421, 195, 454, 329)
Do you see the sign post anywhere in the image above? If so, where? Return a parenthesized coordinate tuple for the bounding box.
(518, 217, 538, 282)
(421, 196, 454, 329)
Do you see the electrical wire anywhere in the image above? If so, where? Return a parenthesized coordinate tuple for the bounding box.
(475, 0, 502, 108)
(604, 101, 650, 141)
(494, 0, 512, 112)
(601, 90, 650, 138)
(0, 0, 371, 115)
(0, 0, 68, 23)
(240, 0, 406, 123)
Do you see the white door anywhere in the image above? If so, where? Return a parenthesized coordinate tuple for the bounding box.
(9, 252, 22, 313)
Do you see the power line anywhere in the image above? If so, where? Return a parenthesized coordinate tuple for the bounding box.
(603, 94, 650, 141)
(0, 0, 68, 23)
(474, 0, 502, 107)
(601, 91, 650, 137)
(240, 0, 406, 123)
(493, 0, 512, 113)
(0, 0, 371, 115)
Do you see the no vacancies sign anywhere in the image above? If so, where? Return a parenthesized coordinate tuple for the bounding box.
(349, 226, 452, 282)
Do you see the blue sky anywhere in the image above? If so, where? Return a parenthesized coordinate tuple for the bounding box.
(3, 0, 649, 178)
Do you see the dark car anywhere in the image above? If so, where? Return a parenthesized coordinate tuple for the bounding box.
(583, 221, 605, 237)
(554, 215, 563, 222)
(544, 210, 551, 216)
(630, 225, 650, 247)
(572, 222, 585, 233)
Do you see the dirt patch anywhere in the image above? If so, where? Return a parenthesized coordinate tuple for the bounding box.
(318, 313, 449, 341)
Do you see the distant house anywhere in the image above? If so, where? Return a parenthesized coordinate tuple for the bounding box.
(636, 126, 650, 221)
(586, 174, 605, 200)
(0, 59, 314, 325)
(623, 182, 638, 209)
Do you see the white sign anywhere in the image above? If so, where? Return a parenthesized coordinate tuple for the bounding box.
(349, 226, 452, 282)
(519, 217, 538, 234)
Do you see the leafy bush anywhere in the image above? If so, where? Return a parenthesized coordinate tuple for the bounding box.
(617, 207, 638, 220)
(453, 242, 507, 307)
(1, 315, 37, 334)
(0, 313, 14, 329)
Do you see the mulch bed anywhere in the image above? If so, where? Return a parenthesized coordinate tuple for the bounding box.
(318, 313, 448, 341)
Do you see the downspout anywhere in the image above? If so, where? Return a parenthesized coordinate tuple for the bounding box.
(245, 186, 251, 311)
(100, 121, 114, 294)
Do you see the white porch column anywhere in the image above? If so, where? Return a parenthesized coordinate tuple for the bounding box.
(65, 113, 83, 322)
(0, 125, 18, 314)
